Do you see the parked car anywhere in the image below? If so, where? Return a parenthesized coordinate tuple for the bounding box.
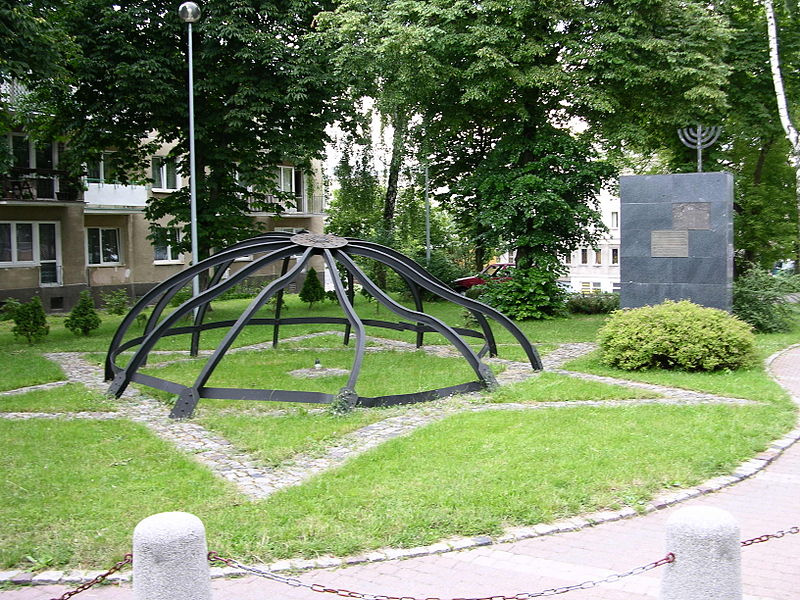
(452, 263, 515, 293)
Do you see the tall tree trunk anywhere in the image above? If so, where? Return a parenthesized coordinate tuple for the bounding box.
(383, 111, 408, 236)
(765, 0, 800, 272)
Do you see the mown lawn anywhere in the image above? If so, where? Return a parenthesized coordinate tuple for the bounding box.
(0, 297, 797, 570)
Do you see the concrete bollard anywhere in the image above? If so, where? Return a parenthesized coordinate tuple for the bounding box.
(133, 512, 213, 600)
(661, 506, 741, 600)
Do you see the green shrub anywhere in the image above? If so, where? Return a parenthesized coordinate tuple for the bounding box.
(774, 272, 800, 292)
(100, 289, 131, 315)
(218, 279, 263, 301)
(1, 297, 22, 322)
(598, 300, 756, 371)
(478, 266, 567, 320)
(299, 268, 326, 308)
(65, 291, 102, 336)
(169, 287, 193, 308)
(733, 267, 795, 333)
(566, 292, 620, 314)
(11, 296, 49, 344)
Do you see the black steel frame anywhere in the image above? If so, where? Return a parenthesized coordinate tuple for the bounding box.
(105, 232, 542, 418)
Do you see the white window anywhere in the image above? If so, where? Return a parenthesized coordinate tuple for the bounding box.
(581, 281, 591, 293)
(611, 211, 619, 228)
(611, 248, 619, 265)
(613, 282, 621, 292)
(0, 221, 61, 284)
(580, 249, 588, 264)
(86, 152, 117, 183)
(276, 166, 305, 211)
(87, 227, 121, 265)
(154, 228, 183, 263)
(594, 249, 602, 265)
(152, 157, 178, 190)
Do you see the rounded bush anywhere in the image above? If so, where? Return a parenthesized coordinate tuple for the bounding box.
(598, 300, 757, 371)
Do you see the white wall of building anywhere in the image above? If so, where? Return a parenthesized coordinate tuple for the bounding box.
(562, 189, 621, 293)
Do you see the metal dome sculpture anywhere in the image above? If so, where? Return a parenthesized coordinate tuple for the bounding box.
(105, 232, 542, 418)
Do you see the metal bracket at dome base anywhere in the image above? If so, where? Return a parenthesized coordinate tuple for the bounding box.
(103, 232, 542, 418)
(330, 387, 359, 414)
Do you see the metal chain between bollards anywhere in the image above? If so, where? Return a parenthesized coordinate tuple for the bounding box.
(49, 554, 132, 600)
(41, 523, 800, 600)
(208, 551, 675, 599)
(740, 525, 800, 547)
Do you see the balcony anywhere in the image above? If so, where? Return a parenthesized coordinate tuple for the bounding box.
(0, 167, 81, 203)
(248, 195, 326, 215)
(84, 181, 149, 207)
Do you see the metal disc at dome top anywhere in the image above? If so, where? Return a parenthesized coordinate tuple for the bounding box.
(290, 233, 349, 248)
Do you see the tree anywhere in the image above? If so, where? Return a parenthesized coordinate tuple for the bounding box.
(0, 0, 74, 166)
(32, 0, 343, 260)
(11, 296, 48, 344)
(65, 290, 101, 336)
(299, 267, 325, 308)
(318, 0, 731, 299)
(764, 0, 800, 271)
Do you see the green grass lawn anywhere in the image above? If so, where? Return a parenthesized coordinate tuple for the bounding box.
(0, 384, 116, 413)
(563, 350, 793, 406)
(0, 349, 65, 391)
(2, 403, 791, 568)
(0, 419, 238, 569)
(141, 348, 504, 406)
(1, 297, 798, 570)
(490, 372, 662, 403)
(198, 409, 387, 466)
(205, 403, 792, 560)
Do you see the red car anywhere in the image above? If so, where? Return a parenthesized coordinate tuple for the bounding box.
(453, 263, 515, 293)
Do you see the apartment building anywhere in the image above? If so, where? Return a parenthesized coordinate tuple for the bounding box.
(562, 189, 621, 293)
(0, 131, 325, 310)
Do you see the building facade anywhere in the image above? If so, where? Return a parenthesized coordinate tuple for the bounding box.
(562, 189, 621, 293)
(0, 131, 326, 310)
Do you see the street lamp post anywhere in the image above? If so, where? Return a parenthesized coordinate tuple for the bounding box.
(179, 2, 201, 300)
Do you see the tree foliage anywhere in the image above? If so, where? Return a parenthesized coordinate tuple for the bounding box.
(317, 0, 731, 298)
(32, 0, 343, 259)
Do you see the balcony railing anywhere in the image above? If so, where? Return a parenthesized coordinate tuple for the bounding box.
(247, 195, 326, 215)
(0, 167, 81, 202)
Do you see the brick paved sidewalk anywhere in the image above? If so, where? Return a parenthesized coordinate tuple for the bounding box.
(4, 346, 798, 600)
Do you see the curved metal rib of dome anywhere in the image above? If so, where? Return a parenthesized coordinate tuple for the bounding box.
(345, 240, 542, 369)
(105, 233, 542, 418)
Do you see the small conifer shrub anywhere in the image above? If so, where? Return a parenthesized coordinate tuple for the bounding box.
(11, 296, 50, 344)
(299, 268, 326, 308)
(598, 300, 756, 371)
(65, 291, 102, 336)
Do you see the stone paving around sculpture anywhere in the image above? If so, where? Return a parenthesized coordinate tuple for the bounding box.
(2, 333, 795, 592)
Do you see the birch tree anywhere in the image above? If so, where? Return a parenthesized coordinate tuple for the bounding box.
(765, 0, 800, 270)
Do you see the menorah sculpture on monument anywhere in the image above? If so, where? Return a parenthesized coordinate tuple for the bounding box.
(677, 124, 721, 172)
(105, 232, 541, 418)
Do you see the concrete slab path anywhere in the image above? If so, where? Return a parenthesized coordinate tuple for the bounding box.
(3, 346, 798, 600)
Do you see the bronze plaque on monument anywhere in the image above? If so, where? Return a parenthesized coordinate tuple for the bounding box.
(651, 230, 689, 258)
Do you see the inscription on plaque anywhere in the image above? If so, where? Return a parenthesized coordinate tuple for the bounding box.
(673, 202, 710, 230)
(651, 230, 689, 258)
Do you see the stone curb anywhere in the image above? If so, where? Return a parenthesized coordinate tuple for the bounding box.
(4, 344, 799, 587)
